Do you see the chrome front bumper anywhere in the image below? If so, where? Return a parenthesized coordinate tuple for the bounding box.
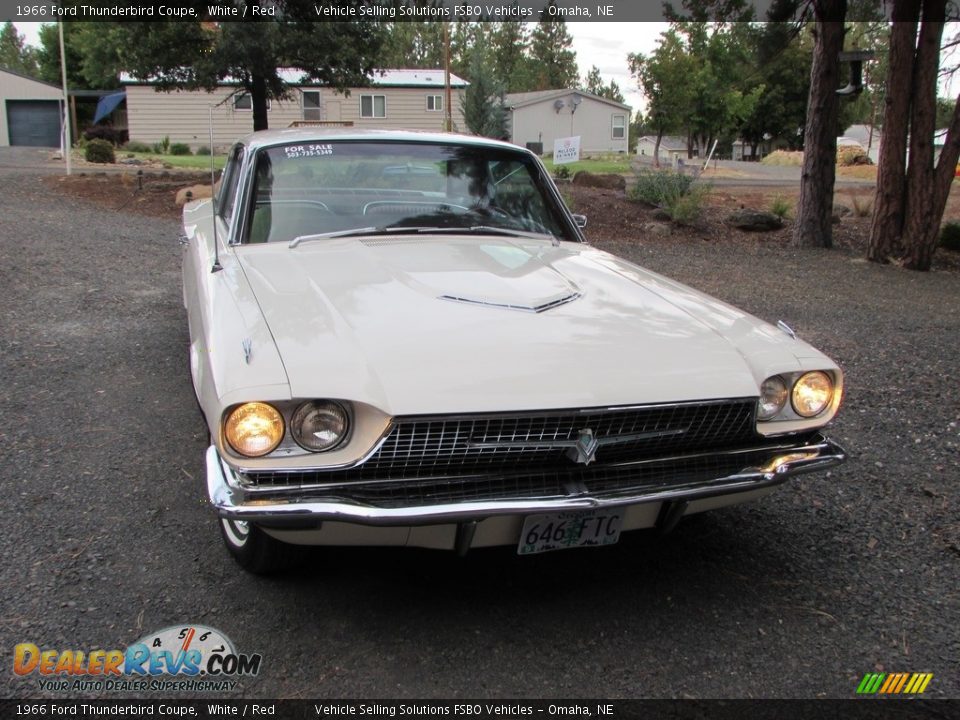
(205, 435, 846, 528)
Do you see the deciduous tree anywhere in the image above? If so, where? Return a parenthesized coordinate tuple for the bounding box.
(0, 22, 39, 78)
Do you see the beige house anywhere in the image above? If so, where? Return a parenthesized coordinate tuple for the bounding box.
(1, 68, 64, 147)
(121, 69, 468, 150)
(504, 89, 630, 156)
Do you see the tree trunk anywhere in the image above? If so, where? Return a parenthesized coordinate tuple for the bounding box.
(794, 5, 846, 249)
(867, 3, 920, 262)
(902, 1, 947, 270)
(654, 128, 663, 169)
(251, 72, 269, 132)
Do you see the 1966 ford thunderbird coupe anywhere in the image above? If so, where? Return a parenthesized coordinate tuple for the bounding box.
(181, 129, 846, 573)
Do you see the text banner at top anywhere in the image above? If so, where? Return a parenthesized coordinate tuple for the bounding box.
(0, 0, 893, 24)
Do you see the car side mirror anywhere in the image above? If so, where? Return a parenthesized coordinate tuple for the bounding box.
(572, 214, 587, 229)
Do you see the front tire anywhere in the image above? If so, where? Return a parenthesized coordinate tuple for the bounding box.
(219, 518, 305, 574)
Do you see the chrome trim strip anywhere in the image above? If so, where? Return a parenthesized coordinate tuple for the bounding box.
(438, 292, 582, 314)
(205, 437, 846, 527)
(466, 427, 687, 451)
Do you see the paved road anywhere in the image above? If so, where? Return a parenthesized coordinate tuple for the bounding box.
(0, 161, 957, 701)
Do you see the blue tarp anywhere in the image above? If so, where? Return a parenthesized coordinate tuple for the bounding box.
(93, 91, 125, 124)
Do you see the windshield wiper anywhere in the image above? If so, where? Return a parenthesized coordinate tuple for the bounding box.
(289, 227, 379, 247)
(290, 225, 560, 248)
(399, 225, 560, 245)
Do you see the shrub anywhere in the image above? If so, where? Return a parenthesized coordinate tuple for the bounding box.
(629, 168, 708, 225)
(664, 184, 711, 226)
(123, 140, 152, 153)
(194, 145, 211, 156)
(769, 194, 792, 220)
(837, 145, 872, 166)
(761, 150, 804, 166)
(850, 193, 874, 217)
(83, 125, 128, 145)
(553, 165, 571, 180)
(629, 168, 694, 207)
(940, 222, 960, 251)
(169, 143, 192, 156)
(153, 135, 171, 154)
(84, 139, 115, 164)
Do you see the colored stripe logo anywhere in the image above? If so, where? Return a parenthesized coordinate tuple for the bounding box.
(857, 672, 933, 694)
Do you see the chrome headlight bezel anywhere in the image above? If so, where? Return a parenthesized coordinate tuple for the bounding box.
(791, 370, 835, 418)
(757, 375, 789, 421)
(223, 402, 286, 458)
(756, 370, 840, 431)
(290, 400, 351, 453)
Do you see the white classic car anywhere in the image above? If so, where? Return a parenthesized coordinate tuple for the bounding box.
(182, 129, 846, 573)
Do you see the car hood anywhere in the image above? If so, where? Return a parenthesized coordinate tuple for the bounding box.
(236, 236, 794, 415)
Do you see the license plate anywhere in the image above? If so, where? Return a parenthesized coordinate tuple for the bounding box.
(518, 510, 623, 555)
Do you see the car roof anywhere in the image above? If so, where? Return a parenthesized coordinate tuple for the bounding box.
(239, 128, 528, 154)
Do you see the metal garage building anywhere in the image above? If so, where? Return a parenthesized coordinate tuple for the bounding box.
(0, 68, 64, 147)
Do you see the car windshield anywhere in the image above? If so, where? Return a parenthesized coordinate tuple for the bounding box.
(242, 141, 576, 245)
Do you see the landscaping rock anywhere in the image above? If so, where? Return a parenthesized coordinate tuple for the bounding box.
(834, 204, 852, 217)
(572, 171, 626, 191)
(641, 222, 672, 236)
(726, 208, 783, 232)
(651, 208, 672, 222)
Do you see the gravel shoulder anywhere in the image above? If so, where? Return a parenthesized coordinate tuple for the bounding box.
(0, 170, 957, 700)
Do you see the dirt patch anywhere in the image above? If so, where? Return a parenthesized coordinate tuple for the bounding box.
(44, 171, 208, 219)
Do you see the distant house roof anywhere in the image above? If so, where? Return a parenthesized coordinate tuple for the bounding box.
(120, 68, 468, 88)
(0, 66, 62, 91)
(638, 135, 687, 152)
(504, 88, 631, 111)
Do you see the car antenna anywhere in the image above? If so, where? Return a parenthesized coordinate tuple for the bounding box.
(209, 105, 223, 273)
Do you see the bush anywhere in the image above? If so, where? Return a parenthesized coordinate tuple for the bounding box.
(83, 125, 128, 146)
(169, 143, 192, 156)
(940, 222, 960, 251)
(553, 165, 571, 180)
(84, 139, 115, 164)
(123, 140, 152, 153)
(629, 168, 708, 225)
(153, 135, 171, 154)
(837, 145, 872, 166)
(194, 145, 211, 156)
(761, 150, 804, 166)
(849, 193, 874, 217)
(769, 194, 792, 220)
(664, 184, 711, 226)
(629, 168, 695, 207)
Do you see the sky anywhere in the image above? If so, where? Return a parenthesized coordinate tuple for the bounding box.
(12, 21, 667, 114)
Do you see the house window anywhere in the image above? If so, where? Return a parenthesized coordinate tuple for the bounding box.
(234, 93, 270, 111)
(360, 94, 386, 118)
(303, 91, 322, 121)
(426, 95, 443, 112)
(612, 114, 626, 139)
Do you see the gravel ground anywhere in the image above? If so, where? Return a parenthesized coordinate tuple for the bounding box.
(1, 163, 958, 700)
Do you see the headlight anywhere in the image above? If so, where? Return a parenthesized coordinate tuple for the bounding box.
(757, 375, 788, 420)
(792, 371, 834, 418)
(224, 402, 284, 457)
(291, 400, 349, 452)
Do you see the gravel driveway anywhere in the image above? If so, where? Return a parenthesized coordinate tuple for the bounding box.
(1, 163, 957, 700)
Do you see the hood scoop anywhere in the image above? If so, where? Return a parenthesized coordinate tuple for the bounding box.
(439, 291, 582, 313)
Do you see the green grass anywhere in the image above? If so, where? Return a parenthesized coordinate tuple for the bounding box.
(542, 155, 633, 176)
(123, 152, 227, 169)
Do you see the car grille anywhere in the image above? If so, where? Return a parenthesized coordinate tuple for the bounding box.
(240, 399, 766, 503)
